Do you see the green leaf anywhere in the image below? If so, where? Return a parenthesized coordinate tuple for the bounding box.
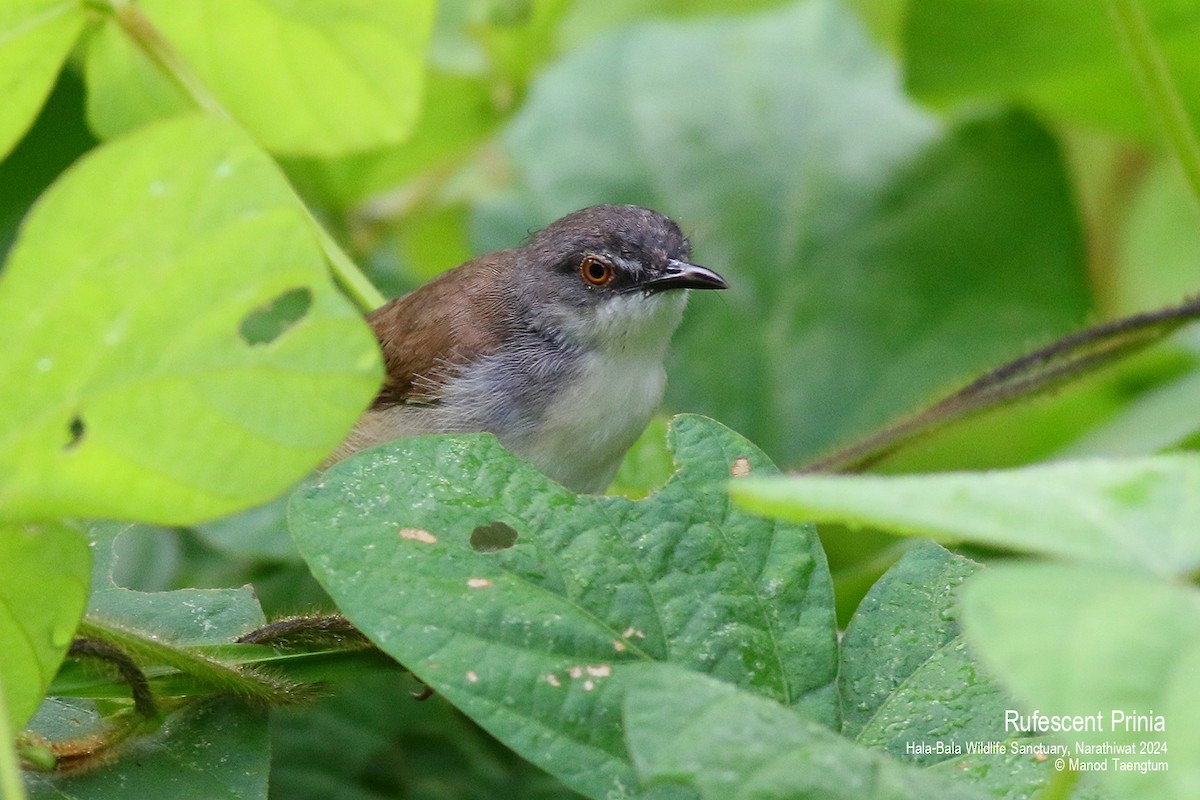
(731, 454, 1200, 577)
(905, 0, 1200, 140)
(0, 0, 87, 161)
(25, 522, 271, 798)
(289, 414, 839, 799)
(839, 542, 1062, 797)
(961, 563, 1200, 800)
(0, 522, 89, 730)
(25, 698, 268, 800)
(85, 0, 436, 157)
(473, 0, 1090, 466)
(623, 664, 991, 800)
(0, 114, 381, 525)
(840, 542, 981, 740)
(285, 70, 504, 210)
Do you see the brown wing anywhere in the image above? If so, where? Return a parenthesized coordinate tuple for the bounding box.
(367, 256, 515, 409)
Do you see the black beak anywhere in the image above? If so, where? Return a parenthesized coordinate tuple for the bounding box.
(642, 259, 729, 293)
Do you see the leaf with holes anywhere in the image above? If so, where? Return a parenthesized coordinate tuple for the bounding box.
(289, 414, 839, 800)
(0, 114, 381, 525)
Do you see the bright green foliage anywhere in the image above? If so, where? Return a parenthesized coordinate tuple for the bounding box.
(290, 415, 839, 799)
(0, 114, 381, 525)
(962, 564, 1200, 800)
(85, 0, 436, 157)
(906, 0, 1200, 140)
(731, 454, 1200, 577)
(0, 523, 89, 731)
(0, 0, 86, 161)
(623, 664, 991, 800)
(475, 0, 1091, 466)
(24, 523, 271, 799)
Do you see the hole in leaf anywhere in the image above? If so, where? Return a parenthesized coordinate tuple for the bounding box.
(65, 415, 85, 450)
(239, 287, 312, 345)
(470, 521, 519, 553)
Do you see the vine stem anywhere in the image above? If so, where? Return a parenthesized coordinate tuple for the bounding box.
(76, 618, 310, 706)
(802, 295, 1200, 473)
(106, 0, 385, 312)
(1108, 0, 1200, 206)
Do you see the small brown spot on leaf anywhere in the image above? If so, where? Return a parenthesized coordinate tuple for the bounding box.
(399, 528, 437, 544)
(466, 578, 492, 589)
(731, 456, 751, 477)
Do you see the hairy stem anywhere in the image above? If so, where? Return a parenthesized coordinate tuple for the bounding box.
(803, 295, 1200, 473)
(77, 618, 310, 707)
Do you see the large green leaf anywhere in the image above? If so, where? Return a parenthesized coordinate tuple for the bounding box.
(839, 542, 1069, 798)
(731, 454, 1200, 577)
(0, 114, 381, 525)
(25, 522, 270, 799)
(905, 0, 1200, 140)
(623, 664, 991, 800)
(0, 522, 89, 731)
(473, 0, 1090, 466)
(290, 415, 839, 800)
(0, 0, 86, 161)
(840, 541, 982, 740)
(85, 0, 436, 156)
(961, 564, 1199, 800)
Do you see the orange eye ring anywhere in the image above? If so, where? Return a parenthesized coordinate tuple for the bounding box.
(580, 255, 614, 286)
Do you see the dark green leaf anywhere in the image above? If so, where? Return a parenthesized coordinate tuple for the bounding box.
(290, 415, 838, 799)
(623, 664, 991, 800)
(905, 0, 1200, 140)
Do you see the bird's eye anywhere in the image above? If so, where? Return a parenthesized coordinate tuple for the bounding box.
(580, 256, 614, 286)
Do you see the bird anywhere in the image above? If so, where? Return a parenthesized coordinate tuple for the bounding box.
(328, 204, 728, 493)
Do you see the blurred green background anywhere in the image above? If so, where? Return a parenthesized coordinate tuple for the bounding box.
(5, 0, 1200, 797)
